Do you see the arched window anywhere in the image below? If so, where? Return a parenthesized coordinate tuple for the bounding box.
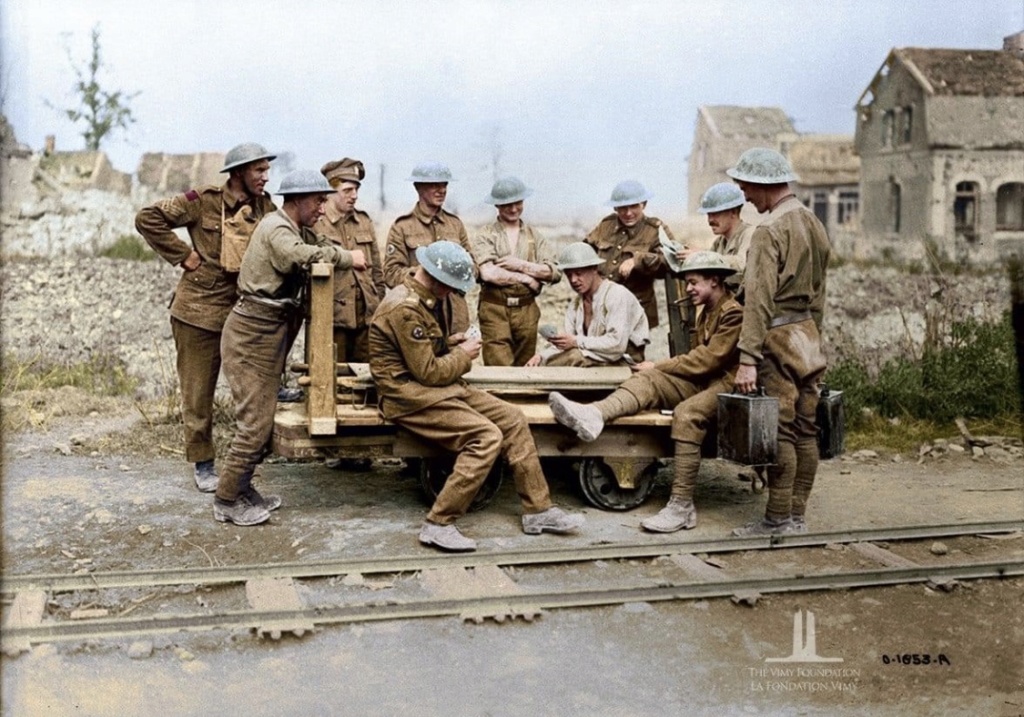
(954, 181, 979, 240)
(996, 182, 1024, 230)
(889, 180, 901, 233)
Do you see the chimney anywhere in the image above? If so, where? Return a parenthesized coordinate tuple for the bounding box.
(1004, 31, 1024, 59)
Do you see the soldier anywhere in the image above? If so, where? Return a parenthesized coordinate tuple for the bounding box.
(548, 252, 742, 531)
(136, 143, 276, 493)
(526, 242, 649, 367)
(727, 148, 830, 537)
(383, 161, 477, 335)
(315, 157, 385, 363)
(213, 170, 367, 526)
(473, 176, 561, 366)
(585, 180, 673, 330)
(369, 241, 584, 552)
(679, 182, 756, 297)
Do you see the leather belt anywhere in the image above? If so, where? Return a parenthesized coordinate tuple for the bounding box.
(770, 310, 812, 328)
(479, 288, 535, 308)
(233, 295, 296, 322)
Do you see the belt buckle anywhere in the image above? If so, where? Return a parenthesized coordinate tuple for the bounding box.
(507, 297, 520, 307)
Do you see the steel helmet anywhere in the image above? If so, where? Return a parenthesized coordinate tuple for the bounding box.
(407, 161, 455, 183)
(485, 176, 533, 205)
(220, 143, 276, 173)
(605, 180, 653, 208)
(698, 183, 746, 214)
(726, 148, 798, 184)
(556, 242, 603, 270)
(679, 250, 737, 277)
(416, 241, 476, 295)
(276, 169, 335, 196)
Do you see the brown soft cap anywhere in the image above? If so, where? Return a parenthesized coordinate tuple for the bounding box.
(321, 157, 365, 184)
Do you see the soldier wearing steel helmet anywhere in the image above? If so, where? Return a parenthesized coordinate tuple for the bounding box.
(549, 251, 742, 530)
(525, 242, 649, 368)
(472, 176, 561, 366)
(584, 180, 675, 329)
(212, 170, 368, 526)
(314, 157, 385, 363)
(369, 241, 585, 552)
(679, 182, 756, 297)
(135, 142, 277, 493)
(726, 147, 830, 537)
(383, 161, 478, 335)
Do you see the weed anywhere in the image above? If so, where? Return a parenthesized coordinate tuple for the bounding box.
(97, 234, 155, 262)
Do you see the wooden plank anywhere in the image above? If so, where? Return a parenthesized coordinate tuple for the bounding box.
(245, 577, 314, 639)
(307, 262, 336, 436)
(338, 364, 633, 392)
(3, 590, 47, 655)
(849, 542, 919, 568)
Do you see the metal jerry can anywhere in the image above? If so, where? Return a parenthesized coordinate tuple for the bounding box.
(816, 384, 845, 459)
(717, 390, 779, 466)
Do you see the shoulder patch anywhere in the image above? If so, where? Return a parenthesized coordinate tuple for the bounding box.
(185, 190, 200, 202)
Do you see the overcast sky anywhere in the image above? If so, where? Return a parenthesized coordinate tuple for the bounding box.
(2, 0, 1021, 223)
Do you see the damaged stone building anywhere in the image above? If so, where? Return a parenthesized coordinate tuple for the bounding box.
(854, 33, 1024, 263)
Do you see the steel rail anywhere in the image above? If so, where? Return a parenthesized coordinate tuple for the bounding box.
(2, 520, 1020, 594)
(3, 559, 1021, 645)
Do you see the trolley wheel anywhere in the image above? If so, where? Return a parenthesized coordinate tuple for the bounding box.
(418, 457, 505, 512)
(577, 458, 656, 511)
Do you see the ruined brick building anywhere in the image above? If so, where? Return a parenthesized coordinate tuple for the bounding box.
(854, 32, 1024, 262)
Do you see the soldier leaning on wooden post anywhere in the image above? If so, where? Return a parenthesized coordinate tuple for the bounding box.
(472, 176, 561, 366)
(212, 170, 367, 527)
(727, 148, 830, 537)
(368, 241, 585, 552)
(135, 143, 276, 493)
(585, 180, 674, 332)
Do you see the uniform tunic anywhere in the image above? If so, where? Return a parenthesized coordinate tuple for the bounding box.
(135, 184, 276, 463)
(710, 220, 756, 294)
(585, 214, 673, 328)
(369, 277, 552, 524)
(541, 280, 649, 366)
(383, 204, 477, 334)
(737, 195, 830, 519)
(313, 203, 385, 361)
(472, 220, 561, 366)
(217, 209, 355, 502)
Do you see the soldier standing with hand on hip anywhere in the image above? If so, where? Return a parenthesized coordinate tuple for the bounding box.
(136, 143, 276, 493)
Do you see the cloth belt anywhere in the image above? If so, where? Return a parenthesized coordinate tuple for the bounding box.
(770, 310, 812, 328)
(233, 295, 297, 322)
(479, 287, 535, 308)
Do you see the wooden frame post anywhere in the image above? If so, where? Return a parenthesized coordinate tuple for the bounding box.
(307, 262, 336, 435)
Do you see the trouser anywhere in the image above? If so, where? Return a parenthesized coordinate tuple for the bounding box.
(171, 317, 222, 463)
(758, 320, 826, 519)
(216, 309, 291, 502)
(544, 345, 643, 368)
(394, 387, 553, 524)
(333, 325, 370, 363)
(478, 299, 540, 367)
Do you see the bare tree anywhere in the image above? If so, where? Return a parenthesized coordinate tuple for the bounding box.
(50, 25, 139, 151)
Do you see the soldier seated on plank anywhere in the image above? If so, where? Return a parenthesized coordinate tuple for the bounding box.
(369, 241, 585, 552)
(549, 251, 742, 532)
(526, 242, 649, 368)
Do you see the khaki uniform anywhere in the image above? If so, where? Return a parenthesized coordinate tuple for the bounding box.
(711, 220, 756, 295)
(368, 277, 552, 524)
(473, 221, 561, 366)
(313, 203, 385, 362)
(135, 184, 276, 463)
(738, 196, 830, 519)
(216, 210, 355, 503)
(585, 215, 672, 328)
(597, 294, 742, 500)
(383, 204, 477, 334)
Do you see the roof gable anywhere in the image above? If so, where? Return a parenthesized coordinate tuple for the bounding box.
(897, 48, 1024, 97)
(699, 105, 796, 139)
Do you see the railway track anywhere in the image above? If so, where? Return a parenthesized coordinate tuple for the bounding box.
(3, 520, 1022, 652)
